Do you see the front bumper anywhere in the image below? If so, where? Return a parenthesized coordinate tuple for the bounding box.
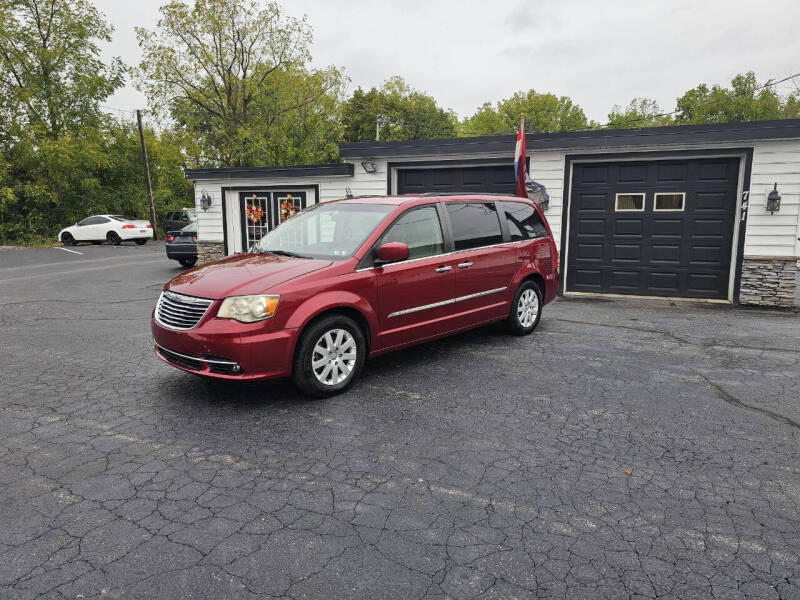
(152, 314, 297, 380)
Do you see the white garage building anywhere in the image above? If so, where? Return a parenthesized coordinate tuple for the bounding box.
(185, 119, 800, 307)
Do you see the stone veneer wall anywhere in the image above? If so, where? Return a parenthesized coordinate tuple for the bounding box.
(739, 257, 798, 307)
(197, 242, 225, 265)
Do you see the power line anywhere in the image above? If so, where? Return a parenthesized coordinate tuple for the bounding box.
(99, 104, 137, 116)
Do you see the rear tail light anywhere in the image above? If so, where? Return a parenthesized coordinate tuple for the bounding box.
(552, 241, 559, 272)
(192, 236, 197, 242)
(146, 224, 152, 228)
(122, 224, 135, 229)
(165, 235, 175, 242)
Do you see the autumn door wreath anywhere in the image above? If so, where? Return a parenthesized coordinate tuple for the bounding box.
(280, 194, 298, 221)
(246, 203, 265, 224)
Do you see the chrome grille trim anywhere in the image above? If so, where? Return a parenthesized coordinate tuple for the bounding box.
(155, 291, 213, 330)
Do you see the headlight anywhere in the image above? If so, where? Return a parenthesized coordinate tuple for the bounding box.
(217, 295, 280, 323)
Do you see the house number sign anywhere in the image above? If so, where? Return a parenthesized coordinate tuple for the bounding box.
(740, 190, 749, 222)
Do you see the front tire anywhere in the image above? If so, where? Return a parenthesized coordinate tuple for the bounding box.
(60, 232, 77, 246)
(178, 257, 197, 267)
(106, 231, 121, 246)
(292, 314, 366, 398)
(506, 280, 543, 335)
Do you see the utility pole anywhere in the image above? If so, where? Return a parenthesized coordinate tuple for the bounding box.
(376, 113, 386, 141)
(136, 109, 158, 240)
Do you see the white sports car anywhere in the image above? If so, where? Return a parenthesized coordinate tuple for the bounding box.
(58, 215, 153, 246)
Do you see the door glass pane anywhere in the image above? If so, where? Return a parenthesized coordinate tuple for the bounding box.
(381, 206, 444, 259)
(615, 193, 645, 211)
(446, 203, 503, 250)
(277, 193, 303, 222)
(654, 193, 685, 211)
(244, 195, 270, 248)
(498, 201, 548, 240)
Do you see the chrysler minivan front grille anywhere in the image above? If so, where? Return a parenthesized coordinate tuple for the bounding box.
(155, 291, 214, 330)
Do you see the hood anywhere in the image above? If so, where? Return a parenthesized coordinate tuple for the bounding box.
(165, 252, 332, 299)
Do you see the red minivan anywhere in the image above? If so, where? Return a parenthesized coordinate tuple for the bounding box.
(151, 194, 558, 396)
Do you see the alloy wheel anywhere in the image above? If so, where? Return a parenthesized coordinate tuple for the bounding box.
(517, 288, 539, 328)
(311, 329, 357, 386)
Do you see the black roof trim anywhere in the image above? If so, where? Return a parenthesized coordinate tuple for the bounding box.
(338, 119, 800, 158)
(184, 162, 354, 180)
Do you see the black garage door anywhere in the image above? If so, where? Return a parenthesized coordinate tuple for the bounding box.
(566, 157, 739, 299)
(397, 165, 516, 195)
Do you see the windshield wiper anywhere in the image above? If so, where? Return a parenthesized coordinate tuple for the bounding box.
(263, 249, 309, 259)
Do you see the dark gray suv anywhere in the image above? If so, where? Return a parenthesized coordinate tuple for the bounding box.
(163, 209, 196, 233)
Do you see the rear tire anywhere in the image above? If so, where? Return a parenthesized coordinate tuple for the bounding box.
(60, 232, 76, 246)
(135, 239, 147, 246)
(179, 257, 197, 267)
(292, 314, 366, 398)
(506, 280, 543, 335)
(106, 231, 121, 246)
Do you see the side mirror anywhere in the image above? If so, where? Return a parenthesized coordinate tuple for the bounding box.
(375, 242, 409, 265)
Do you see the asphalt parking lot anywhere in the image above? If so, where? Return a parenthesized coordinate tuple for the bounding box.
(1, 243, 799, 600)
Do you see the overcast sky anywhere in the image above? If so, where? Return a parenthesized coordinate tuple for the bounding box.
(99, 0, 800, 123)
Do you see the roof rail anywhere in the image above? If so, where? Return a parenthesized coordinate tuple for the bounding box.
(417, 192, 519, 197)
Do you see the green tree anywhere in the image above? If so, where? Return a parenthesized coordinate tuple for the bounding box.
(461, 90, 589, 136)
(0, 0, 125, 138)
(342, 77, 458, 142)
(136, 0, 344, 167)
(0, 0, 128, 243)
(172, 64, 345, 167)
(98, 121, 192, 234)
(606, 98, 674, 128)
(675, 71, 799, 124)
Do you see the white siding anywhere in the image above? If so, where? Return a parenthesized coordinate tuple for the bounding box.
(193, 184, 224, 242)
(190, 137, 800, 260)
(746, 141, 800, 257)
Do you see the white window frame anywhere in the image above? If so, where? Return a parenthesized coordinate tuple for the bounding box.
(614, 192, 645, 212)
(654, 192, 686, 212)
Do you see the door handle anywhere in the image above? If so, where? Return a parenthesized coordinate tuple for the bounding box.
(434, 265, 452, 273)
(457, 261, 473, 269)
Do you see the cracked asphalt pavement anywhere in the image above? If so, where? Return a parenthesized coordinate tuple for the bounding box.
(1, 243, 800, 599)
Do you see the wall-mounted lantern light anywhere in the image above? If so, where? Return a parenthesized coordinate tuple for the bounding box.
(766, 183, 781, 214)
(361, 160, 377, 174)
(200, 190, 212, 211)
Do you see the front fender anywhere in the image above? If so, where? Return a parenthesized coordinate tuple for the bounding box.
(283, 290, 379, 352)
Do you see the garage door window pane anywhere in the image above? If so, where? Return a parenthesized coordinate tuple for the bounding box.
(498, 201, 548, 240)
(446, 203, 503, 250)
(381, 206, 444, 259)
(654, 193, 685, 211)
(615, 193, 645, 211)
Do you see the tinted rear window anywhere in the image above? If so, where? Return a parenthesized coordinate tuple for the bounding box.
(445, 203, 503, 250)
(498, 201, 548, 240)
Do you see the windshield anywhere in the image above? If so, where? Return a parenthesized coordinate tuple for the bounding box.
(253, 203, 394, 260)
